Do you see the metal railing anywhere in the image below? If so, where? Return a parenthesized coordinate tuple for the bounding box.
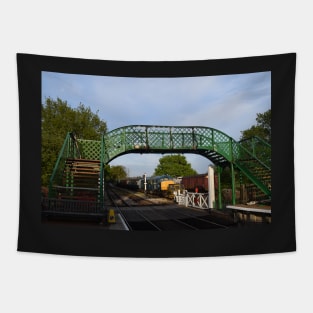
(48, 132, 73, 198)
(42, 198, 105, 215)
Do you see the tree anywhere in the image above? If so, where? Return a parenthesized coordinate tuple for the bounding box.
(154, 155, 197, 177)
(41, 97, 107, 186)
(240, 109, 271, 142)
(106, 165, 128, 183)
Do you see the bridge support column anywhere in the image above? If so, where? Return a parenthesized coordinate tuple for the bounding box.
(231, 163, 236, 205)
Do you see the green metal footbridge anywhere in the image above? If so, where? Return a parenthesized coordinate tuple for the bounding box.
(48, 125, 271, 209)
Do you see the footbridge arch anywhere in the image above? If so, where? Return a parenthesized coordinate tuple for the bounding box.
(102, 125, 271, 198)
(103, 125, 234, 166)
(49, 125, 271, 205)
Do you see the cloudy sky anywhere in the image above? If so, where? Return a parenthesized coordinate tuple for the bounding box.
(42, 71, 271, 177)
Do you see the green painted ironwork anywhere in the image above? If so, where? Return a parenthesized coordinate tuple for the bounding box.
(99, 135, 105, 203)
(232, 138, 271, 197)
(230, 163, 236, 205)
(77, 139, 101, 160)
(48, 125, 271, 204)
(103, 125, 234, 165)
(239, 136, 271, 168)
(102, 125, 271, 198)
(48, 132, 103, 202)
(48, 132, 73, 198)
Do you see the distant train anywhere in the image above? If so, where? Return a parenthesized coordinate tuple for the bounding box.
(119, 172, 265, 205)
(120, 172, 228, 193)
(117, 178, 140, 191)
(139, 175, 180, 199)
(118, 175, 184, 199)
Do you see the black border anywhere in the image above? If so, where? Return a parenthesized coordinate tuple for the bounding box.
(17, 53, 296, 257)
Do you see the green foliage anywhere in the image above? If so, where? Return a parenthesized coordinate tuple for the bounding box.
(240, 109, 271, 142)
(219, 166, 242, 189)
(105, 165, 128, 182)
(154, 155, 197, 177)
(41, 97, 107, 186)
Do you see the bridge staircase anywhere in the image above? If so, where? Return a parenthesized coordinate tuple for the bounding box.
(234, 136, 271, 198)
(47, 133, 105, 214)
(59, 158, 101, 201)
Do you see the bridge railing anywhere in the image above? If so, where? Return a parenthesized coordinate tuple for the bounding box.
(103, 125, 238, 163)
(76, 138, 102, 160)
(42, 198, 104, 215)
(48, 132, 73, 198)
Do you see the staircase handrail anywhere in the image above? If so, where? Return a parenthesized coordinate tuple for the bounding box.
(48, 132, 71, 197)
(69, 132, 82, 159)
(234, 140, 271, 171)
(239, 135, 271, 147)
(236, 137, 271, 170)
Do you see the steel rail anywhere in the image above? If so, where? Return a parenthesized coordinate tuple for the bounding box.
(108, 186, 229, 231)
(109, 188, 163, 231)
(106, 189, 133, 231)
(135, 208, 199, 231)
(170, 207, 229, 229)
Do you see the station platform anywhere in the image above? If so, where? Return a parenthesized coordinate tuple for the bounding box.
(226, 204, 271, 223)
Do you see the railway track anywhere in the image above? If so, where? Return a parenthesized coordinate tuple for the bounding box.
(107, 186, 233, 231)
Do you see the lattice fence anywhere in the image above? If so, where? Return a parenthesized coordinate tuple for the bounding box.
(77, 139, 101, 160)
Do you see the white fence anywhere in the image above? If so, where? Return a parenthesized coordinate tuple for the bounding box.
(175, 166, 215, 209)
(175, 192, 209, 210)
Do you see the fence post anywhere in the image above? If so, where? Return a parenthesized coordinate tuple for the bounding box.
(217, 166, 222, 209)
(208, 166, 215, 209)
